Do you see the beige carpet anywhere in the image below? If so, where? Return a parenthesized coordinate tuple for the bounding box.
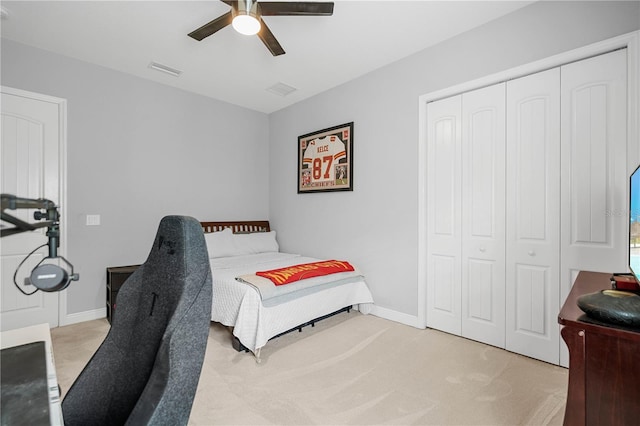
(50, 312, 568, 425)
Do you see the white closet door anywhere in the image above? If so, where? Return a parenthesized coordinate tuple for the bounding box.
(426, 96, 462, 334)
(560, 49, 628, 366)
(506, 68, 561, 364)
(461, 83, 506, 347)
(560, 49, 628, 296)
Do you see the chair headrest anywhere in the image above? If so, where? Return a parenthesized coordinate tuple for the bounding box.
(145, 215, 207, 269)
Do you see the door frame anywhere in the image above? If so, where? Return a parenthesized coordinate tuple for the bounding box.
(417, 30, 640, 329)
(1, 85, 69, 327)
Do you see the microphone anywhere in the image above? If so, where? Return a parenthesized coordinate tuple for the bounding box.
(28, 215, 80, 292)
(30, 258, 79, 292)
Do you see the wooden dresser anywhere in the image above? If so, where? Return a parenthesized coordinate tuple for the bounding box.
(558, 271, 640, 425)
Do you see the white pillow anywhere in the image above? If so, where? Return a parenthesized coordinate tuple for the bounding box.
(234, 231, 279, 255)
(204, 228, 279, 258)
(204, 228, 237, 258)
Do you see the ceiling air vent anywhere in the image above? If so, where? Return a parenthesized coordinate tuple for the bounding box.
(148, 62, 182, 77)
(267, 82, 297, 97)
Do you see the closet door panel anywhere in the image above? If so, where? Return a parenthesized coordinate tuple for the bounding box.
(467, 258, 496, 321)
(431, 255, 457, 318)
(560, 49, 628, 295)
(560, 49, 628, 367)
(514, 266, 548, 333)
(426, 96, 462, 335)
(461, 83, 506, 348)
(506, 68, 560, 364)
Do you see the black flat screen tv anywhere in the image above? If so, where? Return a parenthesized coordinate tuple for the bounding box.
(629, 164, 640, 281)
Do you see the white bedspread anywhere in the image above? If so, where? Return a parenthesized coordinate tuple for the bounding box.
(209, 252, 374, 354)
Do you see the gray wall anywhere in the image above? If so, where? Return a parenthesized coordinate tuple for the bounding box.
(2, 1, 639, 323)
(2, 39, 269, 315)
(268, 1, 640, 318)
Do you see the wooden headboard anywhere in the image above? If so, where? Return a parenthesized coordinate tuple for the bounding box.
(200, 221, 270, 234)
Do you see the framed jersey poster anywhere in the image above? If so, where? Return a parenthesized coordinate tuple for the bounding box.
(298, 122, 353, 193)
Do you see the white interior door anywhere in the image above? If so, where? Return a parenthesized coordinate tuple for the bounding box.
(1, 88, 64, 331)
(426, 95, 462, 335)
(461, 83, 506, 348)
(506, 68, 561, 364)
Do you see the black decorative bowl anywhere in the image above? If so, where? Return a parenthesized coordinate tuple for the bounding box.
(577, 289, 640, 328)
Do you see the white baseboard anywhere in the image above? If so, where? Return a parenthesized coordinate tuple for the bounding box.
(60, 307, 107, 327)
(369, 305, 424, 329)
(58, 304, 421, 331)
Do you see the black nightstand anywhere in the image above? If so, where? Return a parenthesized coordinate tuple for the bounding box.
(106, 265, 140, 324)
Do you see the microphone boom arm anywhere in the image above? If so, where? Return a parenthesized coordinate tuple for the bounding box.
(1, 194, 59, 239)
(1, 193, 79, 292)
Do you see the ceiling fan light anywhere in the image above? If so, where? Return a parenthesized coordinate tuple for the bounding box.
(232, 14, 260, 36)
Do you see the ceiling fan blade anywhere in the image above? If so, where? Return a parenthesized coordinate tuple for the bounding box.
(188, 11, 233, 41)
(259, 2, 334, 16)
(257, 18, 285, 56)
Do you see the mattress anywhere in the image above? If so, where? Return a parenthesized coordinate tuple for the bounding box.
(209, 252, 374, 354)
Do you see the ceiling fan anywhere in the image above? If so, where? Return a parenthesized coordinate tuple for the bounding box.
(188, 0, 334, 56)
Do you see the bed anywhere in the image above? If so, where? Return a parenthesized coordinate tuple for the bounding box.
(201, 221, 374, 361)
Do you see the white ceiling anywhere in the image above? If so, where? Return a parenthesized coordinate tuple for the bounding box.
(1, 1, 534, 113)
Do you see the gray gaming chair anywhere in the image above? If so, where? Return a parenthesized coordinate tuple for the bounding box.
(62, 215, 212, 426)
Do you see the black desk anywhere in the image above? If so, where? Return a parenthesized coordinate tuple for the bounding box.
(0, 324, 63, 425)
(1, 342, 51, 425)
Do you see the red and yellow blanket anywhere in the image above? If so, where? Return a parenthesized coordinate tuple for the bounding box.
(255, 260, 355, 286)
